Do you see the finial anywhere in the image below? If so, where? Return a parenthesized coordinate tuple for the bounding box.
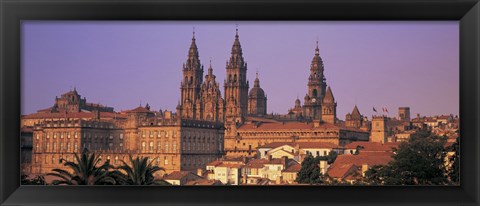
(235, 24, 239, 36)
(209, 57, 212, 66)
(192, 26, 196, 40)
(256, 72, 258, 79)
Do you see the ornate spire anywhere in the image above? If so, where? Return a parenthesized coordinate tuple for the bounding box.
(352, 105, 361, 117)
(208, 58, 213, 76)
(188, 29, 199, 58)
(227, 25, 245, 69)
(323, 86, 334, 103)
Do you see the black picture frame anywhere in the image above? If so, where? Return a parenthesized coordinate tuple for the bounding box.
(1, 0, 479, 205)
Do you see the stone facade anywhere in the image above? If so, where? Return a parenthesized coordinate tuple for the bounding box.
(29, 108, 224, 175)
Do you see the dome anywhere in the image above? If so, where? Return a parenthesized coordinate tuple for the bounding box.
(249, 87, 265, 98)
(295, 98, 301, 107)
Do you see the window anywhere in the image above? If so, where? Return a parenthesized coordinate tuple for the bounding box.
(324, 151, 327, 156)
(165, 141, 169, 152)
(120, 134, 124, 140)
(60, 133, 64, 139)
(142, 141, 146, 152)
(35, 156, 39, 163)
(156, 158, 160, 166)
(52, 156, 56, 164)
(67, 132, 71, 138)
(47, 133, 50, 139)
(60, 142, 64, 151)
(74, 132, 78, 138)
(157, 142, 161, 151)
(115, 156, 118, 165)
(45, 155, 48, 164)
(53, 133, 57, 139)
(46, 142, 50, 152)
(149, 141, 154, 152)
(36, 134, 39, 140)
(173, 141, 177, 152)
(316, 151, 320, 156)
(67, 142, 71, 151)
(109, 135, 113, 140)
(35, 144, 39, 152)
(142, 131, 146, 137)
(164, 157, 168, 165)
(149, 131, 153, 137)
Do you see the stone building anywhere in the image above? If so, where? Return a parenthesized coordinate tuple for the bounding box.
(224, 28, 250, 125)
(371, 115, 388, 143)
(248, 73, 267, 116)
(177, 32, 225, 123)
(398, 107, 411, 121)
(29, 104, 224, 175)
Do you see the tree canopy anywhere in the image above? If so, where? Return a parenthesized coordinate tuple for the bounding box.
(364, 130, 450, 185)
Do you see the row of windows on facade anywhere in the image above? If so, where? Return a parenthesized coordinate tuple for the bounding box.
(36, 140, 222, 154)
(35, 154, 213, 167)
(35, 154, 175, 166)
(239, 131, 340, 137)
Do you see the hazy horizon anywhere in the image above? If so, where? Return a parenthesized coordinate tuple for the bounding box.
(21, 21, 459, 119)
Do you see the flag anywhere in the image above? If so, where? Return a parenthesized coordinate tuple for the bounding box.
(373, 107, 377, 112)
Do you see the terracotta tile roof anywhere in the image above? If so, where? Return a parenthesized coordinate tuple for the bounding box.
(238, 122, 339, 130)
(331, 154, 393, 169)
(344, 141, 398, 151)
(283, 162, 301, 173)
(125, 106, 152, 113)
(217, 163, 243, 168)
(206, 160, 222, 166)
(257, 141, 342, 149)
(185, 179, 222, 185)
(164, 171, 191, 180)
(246, 159, 269, 168)
(327, 163, 358, 179)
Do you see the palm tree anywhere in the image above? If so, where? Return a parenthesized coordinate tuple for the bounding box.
(115, 155, 168, 185)
(47, 148, 115, 185)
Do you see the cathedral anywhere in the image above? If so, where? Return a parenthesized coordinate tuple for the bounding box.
(21, 28, 371, 177)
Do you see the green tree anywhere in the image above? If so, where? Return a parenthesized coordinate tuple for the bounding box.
(114, 155, 168, 185)
(296, 153, 325, 184)
(364, 130, 449, 185)
(47, 148, 115, 185)
(447, 136, 459, 184)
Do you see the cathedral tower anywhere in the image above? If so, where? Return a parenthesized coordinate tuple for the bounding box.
(200, 61, 225, 122)
(303, 41, 327, 120)
(179, 31, 204, 119)
(322, 86, 336, 124)
(224, 28, 249, 124)
(248, 73, 267, 116)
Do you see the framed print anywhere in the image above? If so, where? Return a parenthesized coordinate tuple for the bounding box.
(1, 0, 479, 205)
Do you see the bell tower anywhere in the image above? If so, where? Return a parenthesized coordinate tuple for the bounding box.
(180, 30, 204, 119)
(224, 27, 249, 124)
(303, 41, 326, 120)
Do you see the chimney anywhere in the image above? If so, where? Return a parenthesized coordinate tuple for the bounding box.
(196, 168, 203, 177)
(362, 164, 369, 177)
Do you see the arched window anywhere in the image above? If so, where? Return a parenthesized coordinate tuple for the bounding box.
(234, 74, 237, 82)
(313, 89, 318, 97)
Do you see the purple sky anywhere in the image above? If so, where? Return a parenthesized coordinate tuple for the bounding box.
(21, 21, 459, 119)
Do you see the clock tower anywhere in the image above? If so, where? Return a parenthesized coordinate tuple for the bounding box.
(303, 41, 326, 121)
